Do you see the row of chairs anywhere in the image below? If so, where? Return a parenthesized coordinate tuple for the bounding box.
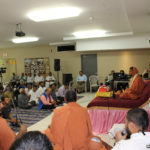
(69, 75, 99, 92)
(89, 75, 99, 92)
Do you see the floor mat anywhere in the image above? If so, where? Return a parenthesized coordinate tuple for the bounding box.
(11, 106, 52, 132)
(11, 96, 84, 132)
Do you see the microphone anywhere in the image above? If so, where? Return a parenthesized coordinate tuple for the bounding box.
(121, 129, 127, 136)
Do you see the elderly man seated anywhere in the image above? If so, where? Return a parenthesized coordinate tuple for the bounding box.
(18, 88, 34, 109)
(76, 71, 87, 93)
(38, 88, 56, 110)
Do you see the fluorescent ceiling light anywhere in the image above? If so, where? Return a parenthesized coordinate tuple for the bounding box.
(12, 37, 39, 43)
(28, 7, 81, 22)
(63, 31, 133, 40)
(73, 30, 107, 38)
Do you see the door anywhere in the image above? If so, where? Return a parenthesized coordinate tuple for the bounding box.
(81, 54, 97, 91)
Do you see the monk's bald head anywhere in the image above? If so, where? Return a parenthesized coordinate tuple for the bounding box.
(65, 90, 77, 103)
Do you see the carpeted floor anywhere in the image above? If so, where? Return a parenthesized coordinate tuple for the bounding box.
(11, 96, 84, 132)
(11, 106, 52, 132)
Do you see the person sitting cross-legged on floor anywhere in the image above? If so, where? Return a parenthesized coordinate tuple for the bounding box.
(18, 80, 26, 89)
(44, 90, 107, 150)
(57, 83, 69, 103)
(38, 88, 56, 110)
(18, 88, 35, 109)
(112, 108, 150, 150)
(50, 82, 61, 105)
(76, 71, 87, 93)
(37, 81, 46, 99)
(25, 83, 32, 95)
(4, 85, 14, 102)
(0, 98, 27, 150)
(28, 85, 39, 104)
(1, 96, 20, 125)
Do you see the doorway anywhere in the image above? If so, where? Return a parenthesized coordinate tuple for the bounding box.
(81, 54, 97, 91)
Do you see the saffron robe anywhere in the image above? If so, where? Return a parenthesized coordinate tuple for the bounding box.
(45, 102, 106, 150)
(0, 117, 16, 150)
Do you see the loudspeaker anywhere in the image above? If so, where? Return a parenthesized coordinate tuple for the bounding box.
(54, 59, 60, 71)
(63, 74, 73, 84)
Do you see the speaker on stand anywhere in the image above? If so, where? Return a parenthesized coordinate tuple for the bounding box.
(54, 59, 60, 87)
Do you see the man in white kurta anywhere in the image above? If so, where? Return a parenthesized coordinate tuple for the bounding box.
(37, 82, 46, 98)
(34, 73, 44, 85)
(28, 85, 39, 104)
(45, 72, 56, 88)
(27, 73, 34, 84)
(112, 108, 150, 150)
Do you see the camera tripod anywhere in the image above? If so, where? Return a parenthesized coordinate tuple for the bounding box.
(11, 98, 23, 127)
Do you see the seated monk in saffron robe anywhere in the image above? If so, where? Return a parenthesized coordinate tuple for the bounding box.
(116, 67, 144, 99)
(44, 90, 109, 150)
(0, 99, 27, 150)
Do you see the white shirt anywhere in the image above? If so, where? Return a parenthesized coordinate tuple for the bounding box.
(37, 86, 46, 97)
(45, 75, 55, 82)
(45, 75, 56, 88)
(112, 132, 150, 150)
(76, 74, 87, 82)
(34, 75, 44, 83)
(27, 76, 34, 83)
(25, 88, 32, 95)
(57, 85, 68, 97)
(28, 89, 39, 104)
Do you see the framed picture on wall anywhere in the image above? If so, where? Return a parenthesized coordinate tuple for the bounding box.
(24, 57, 50, 75)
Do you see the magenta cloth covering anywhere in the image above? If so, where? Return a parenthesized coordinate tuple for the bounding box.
(88, 81, 150, 134)
(89, 109, 150, 134)
(87, 81, 150, 109)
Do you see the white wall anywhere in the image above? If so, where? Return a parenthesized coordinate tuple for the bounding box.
(76, 35, 150, 51)
(0, 45, 149, 84)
